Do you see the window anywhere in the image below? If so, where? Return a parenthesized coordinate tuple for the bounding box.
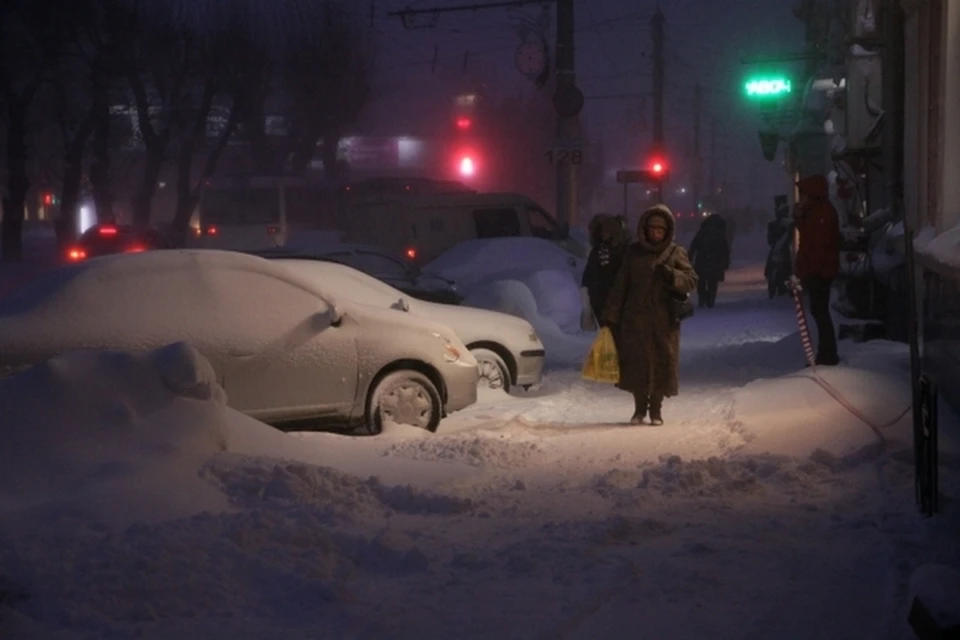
(286, 187, 331, 226)
(473, 208, 521, 238)
(339, 251, 409, 280)
(202, 188, 279, 224)
(526, 206, 560, 240)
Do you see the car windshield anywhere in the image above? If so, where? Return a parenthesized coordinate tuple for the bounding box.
(333, 251, 411, 281)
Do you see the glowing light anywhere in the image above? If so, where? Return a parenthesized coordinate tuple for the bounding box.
(459, 156, 475, 177)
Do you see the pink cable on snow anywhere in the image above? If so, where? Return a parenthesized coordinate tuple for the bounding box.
(787, 279, 910, 444)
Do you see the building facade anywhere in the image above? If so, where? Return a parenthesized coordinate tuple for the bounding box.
(904, 0, 960, 409)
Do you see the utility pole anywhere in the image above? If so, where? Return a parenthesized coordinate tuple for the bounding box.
(554, 0, 582, 230)
(709, 117, 718, 204)
(693, 83, 702, 212)
(651, 7, 665, 151)
(650, 7, 665, 203)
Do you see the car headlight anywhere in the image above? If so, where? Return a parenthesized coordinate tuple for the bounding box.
(431, 331, 462, 363)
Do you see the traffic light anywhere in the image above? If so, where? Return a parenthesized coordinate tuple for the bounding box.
(457, 154, 476, 178)
(646, 156, 670, 182)
(456, 117, 472, 131)
(42, 192, 53, 205)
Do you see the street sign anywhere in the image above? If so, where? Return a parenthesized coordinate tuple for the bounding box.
(744, 77, 792, 99)
(546, 147, 583, 166)
(616, 169, 668, 184)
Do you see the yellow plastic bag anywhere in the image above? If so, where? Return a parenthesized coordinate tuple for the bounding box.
(582, 327, 620, 383)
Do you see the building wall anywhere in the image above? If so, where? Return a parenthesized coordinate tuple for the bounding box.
(940, 0, 960, 232)
(906, 0, 960, 410)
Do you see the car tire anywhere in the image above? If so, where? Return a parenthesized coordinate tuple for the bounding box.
(364, 370, 442, 435)
(471, 348, 510, 392)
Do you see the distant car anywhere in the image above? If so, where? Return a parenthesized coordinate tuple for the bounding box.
(273, 257, 546, 391)
(65, 223, 171, 262)
(255, 244, 463, 305)
(0, 250, 479, 434)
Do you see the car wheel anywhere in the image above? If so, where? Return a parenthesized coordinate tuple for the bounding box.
(365, 370, 442, 435)
(471, 348, 510, 392)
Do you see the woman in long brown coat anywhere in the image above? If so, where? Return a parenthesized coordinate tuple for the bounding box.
(602, 205, 697, 425)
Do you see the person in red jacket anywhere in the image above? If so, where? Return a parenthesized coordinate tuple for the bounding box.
(793, 174, 841, 366)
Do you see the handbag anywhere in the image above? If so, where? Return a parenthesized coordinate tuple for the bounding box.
(659, 245, 694, 322)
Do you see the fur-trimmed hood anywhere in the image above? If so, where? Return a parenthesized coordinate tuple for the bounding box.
(636, 204, 676, 253)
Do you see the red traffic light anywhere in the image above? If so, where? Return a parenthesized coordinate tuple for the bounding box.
(648, 158, 667, 174)
(644, 157, 670, 181)
(458, 156, 476, 177)
(42, 193, 53, 205)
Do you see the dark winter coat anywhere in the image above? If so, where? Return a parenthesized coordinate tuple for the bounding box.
(794, 175, 841, 280)
(602, 205, 698, 399)
(582, 215, 628, 325)
(688, 215, 730, 281)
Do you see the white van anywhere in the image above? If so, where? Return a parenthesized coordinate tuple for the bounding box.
(337, 190, 586, 264)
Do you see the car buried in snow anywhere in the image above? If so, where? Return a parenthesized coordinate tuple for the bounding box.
(0, 250, 479, 435)
(269, 256, 546, 391)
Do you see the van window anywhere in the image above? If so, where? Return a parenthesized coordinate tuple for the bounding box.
(526, 206, 561, 240)
(473, 208, 522, 238)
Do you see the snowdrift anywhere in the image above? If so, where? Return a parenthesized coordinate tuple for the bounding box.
(0, 342, 293, 524)
(734, 340, 914, 462)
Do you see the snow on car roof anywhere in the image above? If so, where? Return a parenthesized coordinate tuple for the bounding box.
(0, 249, 331, 315)
(0, 250, 345, 359)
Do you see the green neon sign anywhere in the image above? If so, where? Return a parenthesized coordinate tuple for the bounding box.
(744, 77, 792, 98)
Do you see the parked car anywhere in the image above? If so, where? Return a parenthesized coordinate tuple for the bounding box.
(65, 223, 171, 262)
(255, 244, 463, 305)
(0, 250, 478, 434)
(272, 257, 546, 391)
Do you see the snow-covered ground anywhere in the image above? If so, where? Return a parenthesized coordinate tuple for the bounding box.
(1, 232, 960, 639)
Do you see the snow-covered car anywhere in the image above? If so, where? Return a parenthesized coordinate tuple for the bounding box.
(0, 250, 479, 434)
(272, 258, 546, 391)
(268, 242, 463, 305)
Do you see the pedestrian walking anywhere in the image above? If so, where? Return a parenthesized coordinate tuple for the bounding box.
(582, 214, 629, 327)
(688, 214, 730, 308)
(602, 205, 698, 425)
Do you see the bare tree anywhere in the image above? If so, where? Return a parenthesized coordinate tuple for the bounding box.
(110, 0, 203, 227)
(277, 0, 374, 179)
(0, 0, 60, 260)
(168, 1, 270, 243)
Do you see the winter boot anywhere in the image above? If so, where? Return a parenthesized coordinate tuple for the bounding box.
(648, 396, 664, 426)
(631, 393, 647, 425)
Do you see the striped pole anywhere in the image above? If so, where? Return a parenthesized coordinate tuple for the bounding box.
(789, 279, 816, 368)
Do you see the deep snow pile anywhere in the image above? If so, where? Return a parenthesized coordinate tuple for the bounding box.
(915, 221, 960, 269)
(0, 343, 476, 638)
(2, 268, 960, 639)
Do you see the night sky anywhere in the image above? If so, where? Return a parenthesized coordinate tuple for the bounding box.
(366, 0, 805, 211)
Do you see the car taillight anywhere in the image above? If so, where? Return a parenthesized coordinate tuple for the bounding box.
(266, 225, 279, 236)
(98, 225, 118, 236)
(66, 247, 87, 261)
(405, 247, 417, 260)
(126, 244, 147, 253)
(206, 225, 217, 236)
